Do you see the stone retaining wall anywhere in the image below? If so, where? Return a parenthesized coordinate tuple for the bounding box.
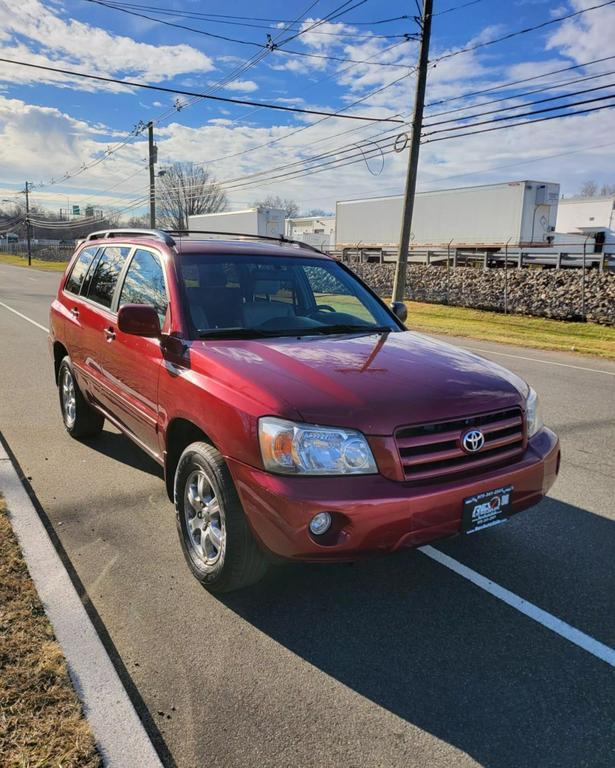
(348, 263, 615, 326)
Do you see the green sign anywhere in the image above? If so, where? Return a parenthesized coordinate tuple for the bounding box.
(72, 205, 80, 216)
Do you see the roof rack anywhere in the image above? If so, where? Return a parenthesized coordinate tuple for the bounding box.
(165, 229, 325, 254)
(83, 227, 326, 255)
(84, 228, 176, 246)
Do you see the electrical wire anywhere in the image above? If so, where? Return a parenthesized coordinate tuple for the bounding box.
(425, 54, 615, 107)
(422, 92, 615, 137)
(85, 0, 416, 66)
(87, 1, 410, 36)
(421, 101, 615, 143)
(430, 0, 615, 65)
(423, 81, 615, 128)
(433, 0, 485, 17)
(425, 67, 615, 118)
(0, 57, 404, 123)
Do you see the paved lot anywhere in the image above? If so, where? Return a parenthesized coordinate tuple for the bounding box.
(1, 261, 614, 768)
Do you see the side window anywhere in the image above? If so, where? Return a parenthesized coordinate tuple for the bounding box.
(84, 246, 130, 309)
(118, 249, 168, 326)
(303, 264, 373, 322)
(65, 247, 98, 295)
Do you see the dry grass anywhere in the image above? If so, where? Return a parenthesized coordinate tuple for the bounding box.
(0, 496, 101, 768)
(0, 254, 67, 271)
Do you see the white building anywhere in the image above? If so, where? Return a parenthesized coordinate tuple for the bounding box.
(286, 215, 336, 250)
(556, 195, 615, 250)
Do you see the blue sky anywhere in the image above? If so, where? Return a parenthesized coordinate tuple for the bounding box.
(1, 0, 614, 217)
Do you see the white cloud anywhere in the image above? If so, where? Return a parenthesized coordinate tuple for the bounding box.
(0, 0, 214, 93)
(223, 80, 259, 93)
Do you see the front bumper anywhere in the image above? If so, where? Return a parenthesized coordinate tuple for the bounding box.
(227, 428, 560, 561)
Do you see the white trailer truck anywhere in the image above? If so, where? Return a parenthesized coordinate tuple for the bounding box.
(335, 181, 560, 253)
(188, 207, 285, 238)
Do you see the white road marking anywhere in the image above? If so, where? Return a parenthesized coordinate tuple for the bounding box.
(420, 545, 615, 668)
(0, 300, 49, 333)
(462, 344, 615, 377)
(4, 292, 615, 668)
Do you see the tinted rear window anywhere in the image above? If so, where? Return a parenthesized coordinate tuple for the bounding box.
(84, 246, 130, 309)
(65, 247, 98, 295)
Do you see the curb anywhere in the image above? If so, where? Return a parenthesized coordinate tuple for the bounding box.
(0, 439, 164, 768)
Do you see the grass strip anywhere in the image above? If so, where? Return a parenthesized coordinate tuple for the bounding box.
(403, 301, 615, 360)
(0, 496, 101, 767)
(0, 253, 67, 271)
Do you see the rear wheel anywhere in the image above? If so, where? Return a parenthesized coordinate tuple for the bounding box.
(58, 357, 104, 438)
(174, 441, 268, 593)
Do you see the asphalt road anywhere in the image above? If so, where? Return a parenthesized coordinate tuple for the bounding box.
(1, 261, 614, 768)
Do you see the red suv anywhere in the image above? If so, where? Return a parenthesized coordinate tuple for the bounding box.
(49, 229, 560, 592)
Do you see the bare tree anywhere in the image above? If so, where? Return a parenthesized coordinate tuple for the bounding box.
(579, 180, 599, 197)
(599, 183, 615, 196)
(157, 162, 227, 230)
(253, 195, 299, 218)
(123, 214, 150, 228)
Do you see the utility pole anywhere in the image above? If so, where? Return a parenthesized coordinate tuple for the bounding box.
(24, 181, 32, 267)
(391, 0, 433, 304)
(148, 121, 157, 228)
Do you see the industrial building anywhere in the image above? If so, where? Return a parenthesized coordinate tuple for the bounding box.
(286, 215, 336, 249)
(556, 195, 615, 250)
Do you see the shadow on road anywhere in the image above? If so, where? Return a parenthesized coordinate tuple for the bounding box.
(83, 428, 163, 478)
(220, 498, 615, 768)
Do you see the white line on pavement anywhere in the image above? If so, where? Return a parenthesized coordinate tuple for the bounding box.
(419, 545, 615, 668)
(462, 344, 615, 377)
(2, 300, 614, 378)
(4, 294, 615, 668)
(0, 300, 49, 333)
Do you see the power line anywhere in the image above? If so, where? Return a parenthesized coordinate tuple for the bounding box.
(89, 1, 410, 35)
(422, 92, 615, 137)
(425, 67, 615, 118)
(422, 101, 615, 143)
(0, 57, 404, 123)
(430, 0, 615, 65)
(425, 53, 615, 107)
(423, 81, 615, 128)
(433, 0, 485, 17)
(85, 0, 416, 66)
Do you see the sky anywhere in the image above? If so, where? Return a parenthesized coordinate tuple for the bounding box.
(0, 0, 614, 219)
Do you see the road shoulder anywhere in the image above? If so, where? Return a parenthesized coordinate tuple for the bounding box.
(0, 436, 163, 768)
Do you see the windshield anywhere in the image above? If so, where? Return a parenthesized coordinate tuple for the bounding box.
(178, 253, 400, 339)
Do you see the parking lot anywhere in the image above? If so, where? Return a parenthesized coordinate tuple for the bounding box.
(1, 260, 614, 768)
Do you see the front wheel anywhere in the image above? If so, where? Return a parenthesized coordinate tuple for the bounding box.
(58, 357, 104, 439)
(174, 442, 268, 593)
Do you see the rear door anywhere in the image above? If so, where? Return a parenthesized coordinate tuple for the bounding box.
(61, 245, 101, 394)
(76, 245, 131, 410)
(104, 247, 169, 458)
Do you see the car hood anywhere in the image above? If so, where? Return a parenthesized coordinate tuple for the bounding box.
(193, 331, 528, 435)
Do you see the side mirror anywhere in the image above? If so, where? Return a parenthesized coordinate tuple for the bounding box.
(390, 301, 408, 324)
(117, 304, 161, 337)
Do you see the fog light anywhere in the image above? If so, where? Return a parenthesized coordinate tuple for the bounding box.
(309, 512, 332, 536)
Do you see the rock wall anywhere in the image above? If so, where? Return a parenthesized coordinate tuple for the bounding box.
(348, 263, 615, 326)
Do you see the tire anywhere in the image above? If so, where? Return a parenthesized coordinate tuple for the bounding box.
(58, 357, 104, 439)
(174, 441, 268, 593)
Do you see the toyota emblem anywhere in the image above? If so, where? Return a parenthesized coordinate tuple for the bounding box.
(462, 429, 485, 453)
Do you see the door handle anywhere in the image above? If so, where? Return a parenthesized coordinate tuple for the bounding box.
(104, 326, 116, 342)
(70, 307, 79, 318)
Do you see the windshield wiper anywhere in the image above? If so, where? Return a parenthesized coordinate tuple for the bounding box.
(198, 327, 283, 340)
(308, 324, 393, 336)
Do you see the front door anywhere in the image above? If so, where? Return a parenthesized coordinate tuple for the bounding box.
(104, 247, 169, 458)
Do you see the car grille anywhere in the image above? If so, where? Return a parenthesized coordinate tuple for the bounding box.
(395, 407, 525, 483)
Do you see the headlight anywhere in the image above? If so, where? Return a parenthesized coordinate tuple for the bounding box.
(526, 387, 543, 437)
(258, 417, 378, 475)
